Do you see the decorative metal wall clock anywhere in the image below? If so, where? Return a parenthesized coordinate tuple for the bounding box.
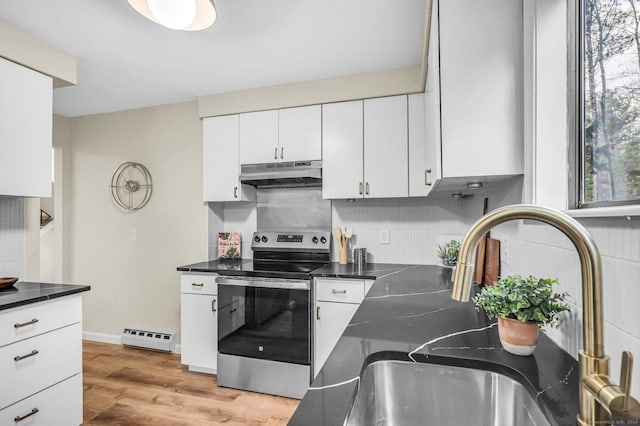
(110, 162, 153, 212)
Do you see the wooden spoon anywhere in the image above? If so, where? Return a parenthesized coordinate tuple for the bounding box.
(332, 227, 344, 248)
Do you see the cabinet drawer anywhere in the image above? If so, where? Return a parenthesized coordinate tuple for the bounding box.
(0, 296, 81, 348)
(181, 273, 217, 295)
(0, 373, 82, 426)
(315, 279, 365, 304)
(0, 323, 82, 410)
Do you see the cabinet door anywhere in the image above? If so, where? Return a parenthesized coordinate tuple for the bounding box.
(203, 116, 255, 202)
(279, 105, 321, 162)
(363, 96, 408, 198)
(322, 101, 364, 199)
(180, 293, 218, 372)
(239, 110, 279, 164)
(313, 301, 358, 377)
(408, 93, 433, 197)
(439, 0, 523, 178)
(423, 2, 443, 187)
(0, 57, 52, 197)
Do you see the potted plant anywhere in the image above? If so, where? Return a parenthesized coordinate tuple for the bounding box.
(472, 274, 569, 356)
(437, 240, 461, 267)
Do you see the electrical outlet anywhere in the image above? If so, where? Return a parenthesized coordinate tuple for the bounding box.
(500, 237, 508, 264)
(129, 228, 137, 242)
(379, 228, 390, 245)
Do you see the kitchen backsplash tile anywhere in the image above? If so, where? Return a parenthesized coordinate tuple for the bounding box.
(0, 197, 24, 278)
(331, 197, 475, 264)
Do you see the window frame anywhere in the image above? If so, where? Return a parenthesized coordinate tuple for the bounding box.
(574, 0, 640, 209)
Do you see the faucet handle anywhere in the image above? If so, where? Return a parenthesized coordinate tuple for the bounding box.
(620, 351, 633, 411)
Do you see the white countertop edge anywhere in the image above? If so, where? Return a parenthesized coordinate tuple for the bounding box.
(564, 205, 640, 218)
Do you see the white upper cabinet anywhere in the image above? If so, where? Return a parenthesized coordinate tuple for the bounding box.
(278, 105, 322, 162)
(363, 96, 408, 198)
(323, 97, 409, 199)
(203, 115, 255, 202)
(322, 100, 364, 199)
(437, 0, 523, 179)
(239, 106, 321, 165)
(239, 110, 279, 164)
(410, 0, 523, 196)
(0, 57, 52, 198)
(409, 93, 440, 197)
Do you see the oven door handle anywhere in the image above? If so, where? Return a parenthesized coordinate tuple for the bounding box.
(215, 276, 310, 290)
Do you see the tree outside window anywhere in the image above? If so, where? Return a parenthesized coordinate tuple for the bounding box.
(582, 0, 640, 206)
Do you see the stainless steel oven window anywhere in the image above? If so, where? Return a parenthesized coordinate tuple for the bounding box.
(217, 282, 311, 365)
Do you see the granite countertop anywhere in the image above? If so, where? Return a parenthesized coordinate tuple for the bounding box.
(291, 263, 579, 426)
(0, 281, 91, 311)
(177, 259, 250, 274)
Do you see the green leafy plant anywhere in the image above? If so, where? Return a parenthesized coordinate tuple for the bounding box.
(472, 274, 569, 327)
(437, 240, 461, 267)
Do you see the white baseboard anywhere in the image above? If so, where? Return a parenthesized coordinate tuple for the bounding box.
(188, 365, 217, 375)
(83, 331, 121, 345)
(82, 331, 182, 354)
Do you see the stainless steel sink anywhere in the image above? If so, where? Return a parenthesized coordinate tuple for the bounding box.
(344, 359, 552, 426)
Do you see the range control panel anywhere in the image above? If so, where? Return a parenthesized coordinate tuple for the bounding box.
(251, 231, 330, 252)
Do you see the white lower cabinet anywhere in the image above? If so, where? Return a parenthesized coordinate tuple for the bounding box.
(313, 278, 373, 377)
(180, 273, 218, 373)
(0, 374, 82, 426)
(314, 300, 359, 378)
(0, 295, 83, 425)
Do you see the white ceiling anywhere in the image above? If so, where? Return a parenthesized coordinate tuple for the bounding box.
(0, 0, 425, 117)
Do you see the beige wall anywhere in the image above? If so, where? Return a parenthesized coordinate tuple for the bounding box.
(0, 20, 77, 87)
(67, 102, 208, 340)
(39, 115, 72, 283)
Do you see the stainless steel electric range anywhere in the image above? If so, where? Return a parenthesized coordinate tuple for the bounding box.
(215, 230, 330, 399)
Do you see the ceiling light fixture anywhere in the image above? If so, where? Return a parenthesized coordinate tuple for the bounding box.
(127, 0, 216, 31)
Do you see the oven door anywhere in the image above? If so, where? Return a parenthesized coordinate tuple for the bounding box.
(216, 276, 311, 365)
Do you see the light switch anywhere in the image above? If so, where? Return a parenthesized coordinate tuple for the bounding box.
(129, 228, 137, 242)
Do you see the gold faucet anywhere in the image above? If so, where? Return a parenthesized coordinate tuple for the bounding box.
(451, 204, 640, 425)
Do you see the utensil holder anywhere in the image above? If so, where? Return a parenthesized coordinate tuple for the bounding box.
(339, 244, 348, 264)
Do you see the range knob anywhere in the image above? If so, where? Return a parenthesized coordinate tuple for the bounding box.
(261, 236, 268, 243)
(254, 235, 260, 243)
(320, 236, 327, 244)
(312, 236, 319, 244)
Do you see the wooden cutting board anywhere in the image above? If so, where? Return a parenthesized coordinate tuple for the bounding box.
(474, 198, 500, 286)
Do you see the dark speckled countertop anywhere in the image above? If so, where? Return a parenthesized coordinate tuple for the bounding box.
(0, 281, 91, 311)
(177, 260, 579, 425)
(292, 263, 579, 426)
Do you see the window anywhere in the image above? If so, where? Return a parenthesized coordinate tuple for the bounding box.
(580, 0, 640, 207)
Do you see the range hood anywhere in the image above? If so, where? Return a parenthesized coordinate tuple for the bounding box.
(239, 160, 322, 188)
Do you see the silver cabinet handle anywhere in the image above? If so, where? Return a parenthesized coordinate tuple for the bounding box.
(425, 169, 432, 186)
(14, 408, 39, 422)
(234, 186, 238, 199)
(274, 147, 278, 160)
(14, 350, 39, 362)
(192, 283, 204, 287)
(212, 298, 217, 312)
(359, 182, 363, 195)
(316, 306, 320, 320)
(280, 147, 284, 159)
(365, 182, 370, 196)
(331, 289, 347, 294)
(14, 318, 38, 329)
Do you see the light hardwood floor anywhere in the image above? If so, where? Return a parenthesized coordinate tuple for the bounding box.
(82, 340, 299, 425)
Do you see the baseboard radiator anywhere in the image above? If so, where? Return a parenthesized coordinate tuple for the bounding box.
(121, 328, 176, 353)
